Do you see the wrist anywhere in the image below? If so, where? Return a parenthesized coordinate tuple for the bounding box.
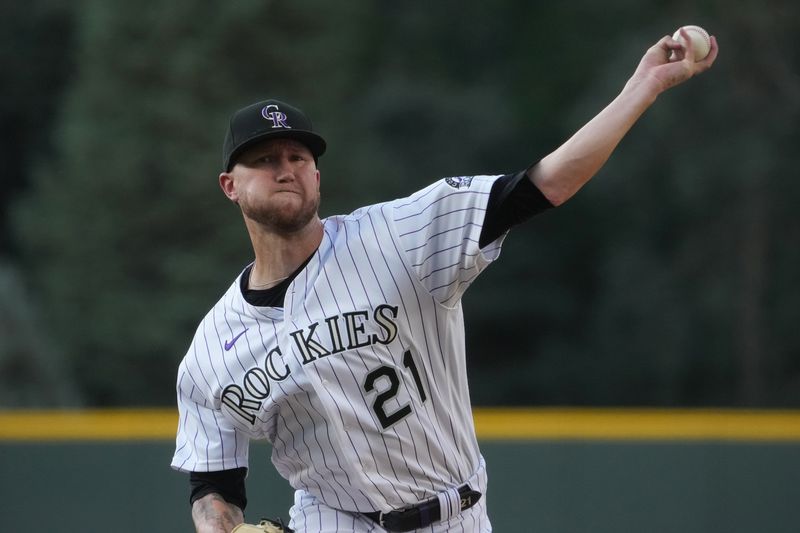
(622, 75, 661, 107)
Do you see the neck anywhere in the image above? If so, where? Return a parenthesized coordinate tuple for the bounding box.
(246, 216, 324, 289)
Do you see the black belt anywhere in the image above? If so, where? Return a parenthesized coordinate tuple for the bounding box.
(362, 484, 481, 532)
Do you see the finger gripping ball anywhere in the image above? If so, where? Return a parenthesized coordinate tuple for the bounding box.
(673, 25, 711, 61)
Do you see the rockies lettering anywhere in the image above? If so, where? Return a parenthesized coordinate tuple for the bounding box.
(222, 304, 399, 425)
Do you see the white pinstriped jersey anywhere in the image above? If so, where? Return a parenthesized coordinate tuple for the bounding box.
(172, 174, 505, 518)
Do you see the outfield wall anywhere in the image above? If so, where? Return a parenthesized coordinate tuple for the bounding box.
(2, 409, 798, 532)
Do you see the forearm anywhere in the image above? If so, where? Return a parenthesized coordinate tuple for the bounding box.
(528, 77, 660, 206)
(192, 492, 244, 533)
(528, 30, 717, 206)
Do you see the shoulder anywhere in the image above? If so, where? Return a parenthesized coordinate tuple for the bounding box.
(385, 175, 501, 233)
(391, 175, 500, 215)
(320, 175, 503, 243)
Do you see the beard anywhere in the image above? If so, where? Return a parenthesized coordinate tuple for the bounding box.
(239, 189, 321, 234)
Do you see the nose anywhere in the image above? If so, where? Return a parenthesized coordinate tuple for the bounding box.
(274, 157, 295, 182)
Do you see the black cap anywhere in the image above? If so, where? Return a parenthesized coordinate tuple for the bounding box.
(222, 99, 327, 171)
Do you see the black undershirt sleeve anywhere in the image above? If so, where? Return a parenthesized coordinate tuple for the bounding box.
(478, 168, 555, 248)
(189, 467, 248, 510)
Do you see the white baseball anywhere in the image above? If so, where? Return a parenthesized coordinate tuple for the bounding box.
(672, 25, 711, 61)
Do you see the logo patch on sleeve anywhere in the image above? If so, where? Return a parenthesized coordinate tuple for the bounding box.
(445, 176, 474, 189)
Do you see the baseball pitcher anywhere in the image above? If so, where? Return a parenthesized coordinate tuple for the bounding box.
(172, 30, 718, 532)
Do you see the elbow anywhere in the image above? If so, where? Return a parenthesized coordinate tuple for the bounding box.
(535, 181, 572, 207)
(526, 164, 571, 207)
(543, 188, 569, 207)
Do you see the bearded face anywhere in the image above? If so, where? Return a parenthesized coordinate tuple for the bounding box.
(222, 138, 322, 235)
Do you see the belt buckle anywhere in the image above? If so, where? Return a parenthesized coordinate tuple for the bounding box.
(376, 508, 409, 532)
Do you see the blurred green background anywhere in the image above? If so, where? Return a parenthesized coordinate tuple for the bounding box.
(2, 0, 797, 409)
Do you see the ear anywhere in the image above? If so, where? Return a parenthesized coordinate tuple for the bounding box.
(219, 172, 238, 203)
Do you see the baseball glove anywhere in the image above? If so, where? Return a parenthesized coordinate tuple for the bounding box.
(232, 518, 293, 533)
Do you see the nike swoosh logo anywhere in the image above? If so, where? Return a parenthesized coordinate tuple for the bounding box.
(224, 328, 249, 351)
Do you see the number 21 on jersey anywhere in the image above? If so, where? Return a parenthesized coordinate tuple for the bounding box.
(363, 349, 428, 430)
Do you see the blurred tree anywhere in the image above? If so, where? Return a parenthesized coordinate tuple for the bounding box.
(0, 0, 75, 253)
(0, 0, 77, 406)
(0, 262, 79, 406)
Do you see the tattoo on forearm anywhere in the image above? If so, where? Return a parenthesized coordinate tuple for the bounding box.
(192, 493, 243, 532)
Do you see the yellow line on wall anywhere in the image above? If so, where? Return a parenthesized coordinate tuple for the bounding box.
(472, 408, 800, 441)
(0, 409, 178, 441)
(1, 408, 800, 442)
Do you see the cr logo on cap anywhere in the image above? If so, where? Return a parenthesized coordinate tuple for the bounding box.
(261, 104, 290, 129)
